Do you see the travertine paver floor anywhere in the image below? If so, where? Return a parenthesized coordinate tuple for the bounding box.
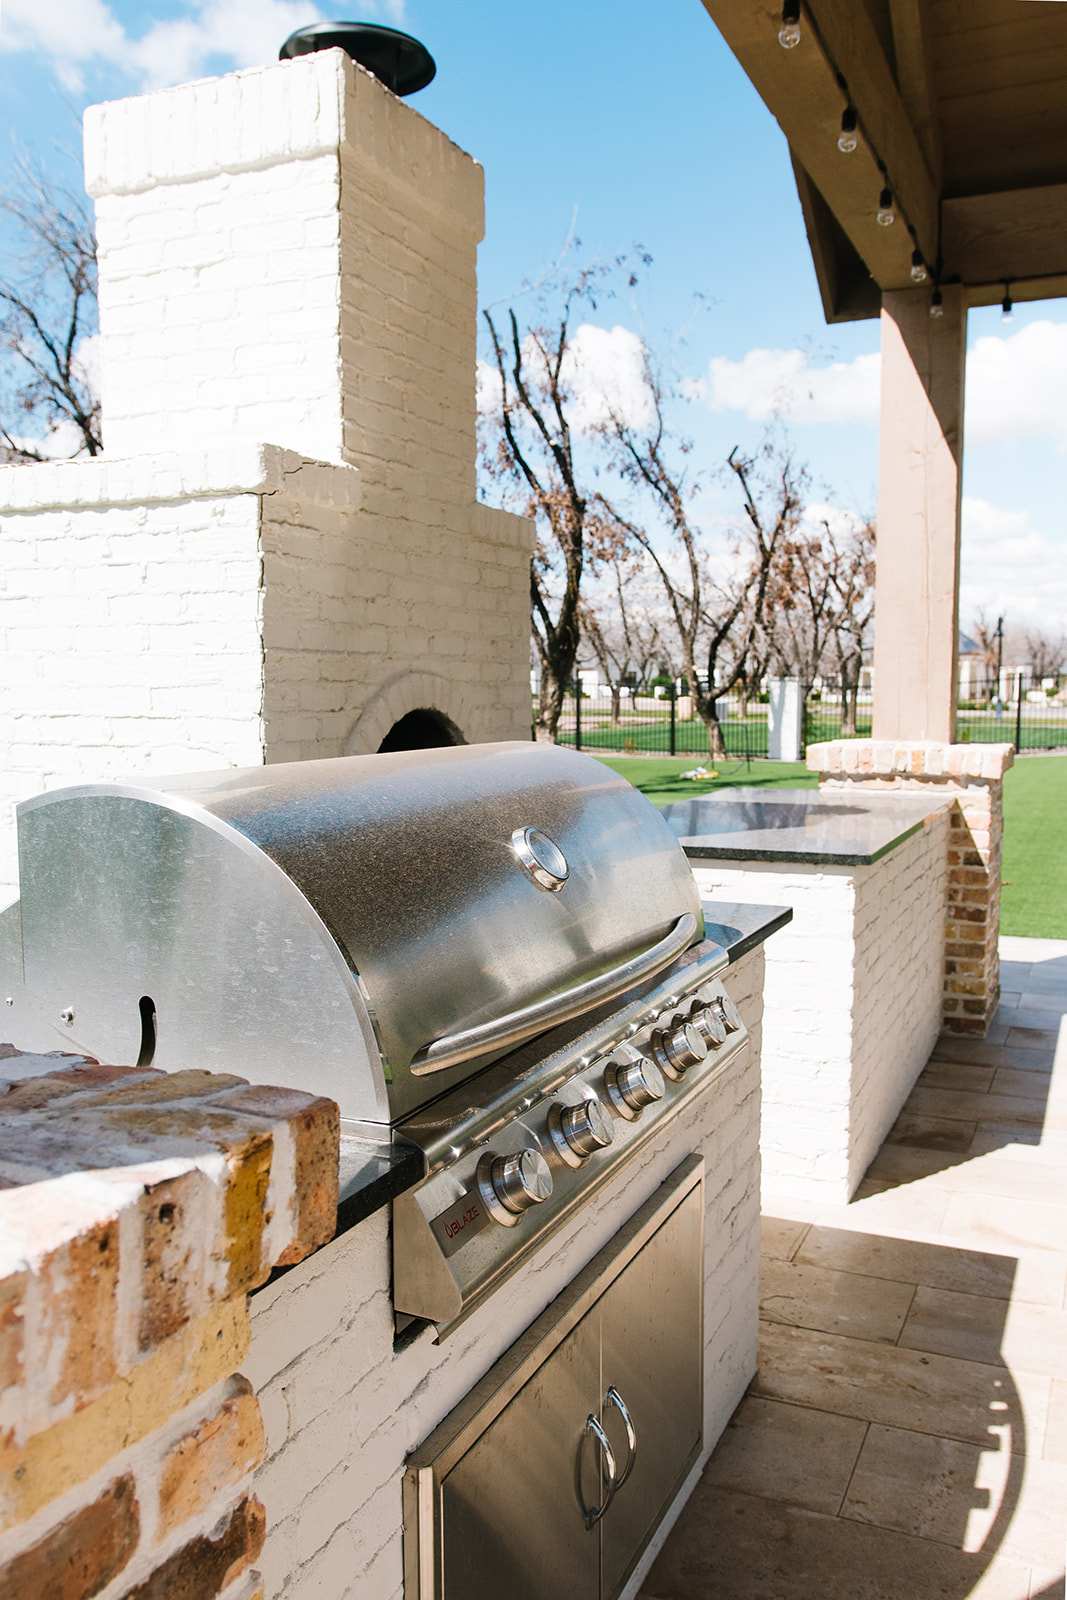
(641, 936, 1067, 1600)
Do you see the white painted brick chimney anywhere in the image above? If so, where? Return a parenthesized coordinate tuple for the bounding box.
(0, 51, 533, 899)
(85, 49, 483, 503)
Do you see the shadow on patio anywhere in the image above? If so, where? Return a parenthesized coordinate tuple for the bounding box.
(640, 938, 1067, 1600)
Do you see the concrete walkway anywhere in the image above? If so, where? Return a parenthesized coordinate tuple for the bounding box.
(642, 936, 1067, 1600)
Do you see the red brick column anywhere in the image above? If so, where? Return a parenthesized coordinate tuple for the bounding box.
(806, 740, 1015, 1037)
(0, 1050, 338, 1600)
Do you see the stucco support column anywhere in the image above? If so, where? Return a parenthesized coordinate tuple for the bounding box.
(873, 285, 967, 742)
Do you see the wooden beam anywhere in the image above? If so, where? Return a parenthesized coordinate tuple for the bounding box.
(944, 184, 1067, 287)
(791, 155, 882, 322)
(701, 1, 938, 284)
(967, 274, 1067, 311)
(887, 0, 942, 184)
(873, 285, 966, 744)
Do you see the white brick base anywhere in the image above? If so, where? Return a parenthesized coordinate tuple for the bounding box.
(0, 445, 532, 900)
(243, 947, 765, 1600)
(691, 816, 949, 1204)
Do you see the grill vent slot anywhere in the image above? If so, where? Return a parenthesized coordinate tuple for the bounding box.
(136, 995, 157, 1067)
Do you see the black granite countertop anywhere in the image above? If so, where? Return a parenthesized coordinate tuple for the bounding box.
(703, 900, 793, 961)
(660, 787, 948, 866)
(336, 1136, 424, 1228)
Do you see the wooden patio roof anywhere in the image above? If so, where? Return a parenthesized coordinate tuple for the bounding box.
(701, 1, 1067, 319)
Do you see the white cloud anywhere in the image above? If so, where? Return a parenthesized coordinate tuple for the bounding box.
(3, 417, 91, 458)
(705, 347, 881, 426)
(800, 500, 868, 541)
(960, 497, 1067, 630)
(475, 358, 502, 418)
(71, 332, 100, 395)
(965, 321, 1067, 448)
(0, 0, 407, 94)
(0, 0, 128, 92)
(698, 319, 1067, 452)
(561, 323, 653, 433)
(2, 334, 100, 460)
(477, 323, 654, 434)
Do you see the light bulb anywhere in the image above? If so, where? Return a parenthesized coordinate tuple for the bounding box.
(1001, 288, 1014, 323)
(910, 250, 928, 284)
(838, 107, 858, 154)
(778, 2, 801, 48)
(876, 187, 895, 226)
(929, 288, 944, 319)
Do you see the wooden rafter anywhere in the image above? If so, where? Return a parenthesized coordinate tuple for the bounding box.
(700, 0, 1067, 318)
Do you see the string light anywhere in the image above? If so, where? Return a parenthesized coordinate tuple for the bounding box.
(778, 14, 929, 272)
(778, 1, 801, 49)
(929, 288, 944, 319)
(1001, 284, 1014, 323)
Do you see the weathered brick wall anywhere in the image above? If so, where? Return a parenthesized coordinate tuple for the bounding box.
(808, 740, 1015, 1036)
(0, 1047, 338, 1600)
(260, 469, 532, 760)
(690, 813, 948, 1202)
(0, 52, 535, 900)
(83, 50, 483, 482)
(243, 947, 765, 1600)
(0, 444, 532, 898)
(0, 447, 274, 898)
(848, 808, 949, 1184)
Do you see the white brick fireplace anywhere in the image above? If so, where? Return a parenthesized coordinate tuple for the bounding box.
(0, 49, 533, 899)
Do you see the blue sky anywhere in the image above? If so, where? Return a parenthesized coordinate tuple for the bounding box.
(2, 0, 1066, 635)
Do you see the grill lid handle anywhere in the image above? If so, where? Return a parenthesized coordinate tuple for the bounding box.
(408, 912, 698, 1077)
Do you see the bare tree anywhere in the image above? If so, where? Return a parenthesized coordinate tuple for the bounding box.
(761, 512, 876, 735)
(1023, 625, 1066, 685)
(827, 518, 876, 735)
(579, 552, 668, 722)
(601, 361, 803, 759)
(0, 164, 101, 461)
(969, 610, 1004, 702)
(761, 519, 837, 687)
(481, 262, 640, 742)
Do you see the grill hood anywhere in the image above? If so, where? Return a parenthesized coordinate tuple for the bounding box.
(4, 743, 703, 1124)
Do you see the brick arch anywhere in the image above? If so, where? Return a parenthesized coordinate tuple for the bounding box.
(344, 672, 474, 756)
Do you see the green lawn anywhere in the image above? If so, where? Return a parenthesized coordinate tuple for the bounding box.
(596, 752, 1065, 940)
(1001, 755, 1067, 938)
(593, 755, 816, 807)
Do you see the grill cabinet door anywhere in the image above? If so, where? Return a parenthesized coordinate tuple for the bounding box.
(598, 1182, 704, 1599)
(439, 1313, 600, 1600)
(404, 1159, 704, 1600)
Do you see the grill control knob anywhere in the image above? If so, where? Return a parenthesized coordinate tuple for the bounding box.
(485, 1149, 553, 1217)
(712, 993, 743, 1034)
(604, 1054, 665, 1120)
(689, 1001, 726, 1048)
(651, 1021, 708, 1082)
(547, 1098, 615, 1166)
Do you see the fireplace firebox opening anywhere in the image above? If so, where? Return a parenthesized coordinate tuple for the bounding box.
(377, 708, 466, 752)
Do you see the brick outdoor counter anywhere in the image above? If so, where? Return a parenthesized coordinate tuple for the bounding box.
(0, 1050, 338, 1600)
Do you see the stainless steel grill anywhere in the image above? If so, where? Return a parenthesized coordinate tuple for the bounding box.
(1, 741, 749, 1333)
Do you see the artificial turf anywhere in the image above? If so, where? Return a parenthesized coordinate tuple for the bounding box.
(1001, 755, 1067, 939)
(597, 751, 1065, 940)
(593, 754, 816, 808)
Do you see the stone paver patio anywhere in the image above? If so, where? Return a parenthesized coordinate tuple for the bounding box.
(641, 935, 1067, 1600)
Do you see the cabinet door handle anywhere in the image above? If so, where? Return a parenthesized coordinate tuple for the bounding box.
(605, 1386, 637, 1490)
(578, 1414, 618, 1528)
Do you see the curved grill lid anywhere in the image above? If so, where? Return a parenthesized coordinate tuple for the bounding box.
(12, 743, 702, 1122)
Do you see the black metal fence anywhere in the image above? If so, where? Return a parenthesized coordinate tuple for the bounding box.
(957, 671, 1067, 750)
(550, 673, 1066, 758)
